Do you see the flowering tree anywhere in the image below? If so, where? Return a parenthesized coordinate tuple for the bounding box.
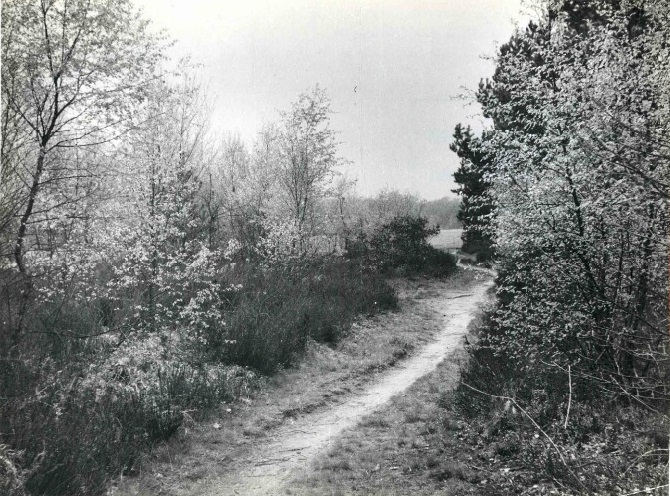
(276, 86, 344, 251)
(100, 72, 231, 351)
(1, 0, 166, 342)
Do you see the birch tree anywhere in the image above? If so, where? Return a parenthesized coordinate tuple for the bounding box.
(276, 86, 344, 248)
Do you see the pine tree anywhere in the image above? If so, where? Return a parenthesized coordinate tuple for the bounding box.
(450, 124, 493, 260)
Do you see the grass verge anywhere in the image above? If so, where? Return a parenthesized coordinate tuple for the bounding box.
(285, 307, 486, 496)
(289, 299, 669, 496)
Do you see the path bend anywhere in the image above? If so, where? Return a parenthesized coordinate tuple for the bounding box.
(188, 276, 494, 496)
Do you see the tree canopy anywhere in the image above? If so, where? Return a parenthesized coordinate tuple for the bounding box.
(1, 0, 166, 278)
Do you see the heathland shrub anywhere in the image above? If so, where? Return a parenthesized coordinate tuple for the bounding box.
(206, 257, 397, 373)
(0, 333, 254, 496)
(364, 215, 457, 277)
(0, 251, 397, 494)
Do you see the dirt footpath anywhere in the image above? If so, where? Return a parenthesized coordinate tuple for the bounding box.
(113, 272, 492, 496)
(192, 278, 490, 495)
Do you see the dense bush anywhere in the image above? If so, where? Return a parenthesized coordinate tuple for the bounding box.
(363, 215, 458, 278)
(456, 307, 670, 494)
(449, 1, 670, 493)
(204, 258, 397, 374)
(1, 353, 251, 495)
(0, 326, 256, 496)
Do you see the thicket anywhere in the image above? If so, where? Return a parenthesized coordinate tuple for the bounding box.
(209, 258, 397, 373)
(454, 0, 669, 493)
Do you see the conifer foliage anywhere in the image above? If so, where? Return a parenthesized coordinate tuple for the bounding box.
(450, 124, 493, 260)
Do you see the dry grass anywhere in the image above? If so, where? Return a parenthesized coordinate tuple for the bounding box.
(110, 274, 478, 495)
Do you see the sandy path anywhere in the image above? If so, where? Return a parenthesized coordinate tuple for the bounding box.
(182, 276, 493, 496)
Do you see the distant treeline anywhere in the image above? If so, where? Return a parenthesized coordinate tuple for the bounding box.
(342, 191, 461, 234)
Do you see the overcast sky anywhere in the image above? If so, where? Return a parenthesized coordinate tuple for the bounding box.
(136, 0, 530, 200)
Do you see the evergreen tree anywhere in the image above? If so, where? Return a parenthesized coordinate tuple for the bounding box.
(450, 123, 493, 260)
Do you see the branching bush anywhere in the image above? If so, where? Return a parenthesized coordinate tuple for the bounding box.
(451, 2, 670, 494)
(456, 304, 670, 495)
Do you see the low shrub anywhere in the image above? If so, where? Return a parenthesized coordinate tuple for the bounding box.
(205, 257, 397, 374)
(455, 309, 670, 494)
(1, 344, 253, 496)
(1, 253, 397, 494)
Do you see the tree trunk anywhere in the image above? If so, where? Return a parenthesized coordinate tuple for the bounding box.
(14, 147, 46, 276)
(11, 146, 46, 346)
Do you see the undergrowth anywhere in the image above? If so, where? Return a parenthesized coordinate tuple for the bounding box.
(207, 258, 397, 374)
(455, 310, 670, 495)
(0, 214, 456, 495)
(0, 255, 397, 495)
(350, 215, 458, 279)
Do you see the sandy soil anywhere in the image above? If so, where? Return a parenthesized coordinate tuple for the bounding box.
(111, 271, 493, 496)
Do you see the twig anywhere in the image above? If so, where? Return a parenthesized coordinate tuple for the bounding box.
(278, 446, 310, 453)
(564, 364, 572, 430)
(619, 484, 669, 496)
(461, 382, 588, 492)
(445, 293, 474, 299)
(622, 448, 669, 475)
(254, 457, 290, 466)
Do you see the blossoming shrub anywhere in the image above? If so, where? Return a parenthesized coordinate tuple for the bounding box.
(0, 239, 249, 495)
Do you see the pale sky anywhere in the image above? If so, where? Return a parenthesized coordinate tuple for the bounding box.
(136, 0, 530, 200)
